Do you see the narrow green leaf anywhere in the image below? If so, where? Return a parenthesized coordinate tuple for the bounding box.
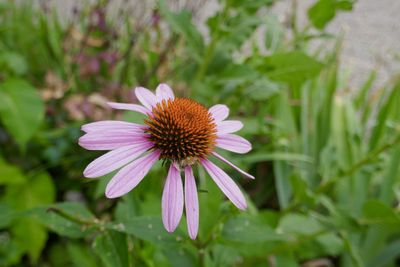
(367, 240, 400, 267)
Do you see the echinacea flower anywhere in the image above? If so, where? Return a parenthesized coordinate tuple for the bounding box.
(79, 84, 254, 239)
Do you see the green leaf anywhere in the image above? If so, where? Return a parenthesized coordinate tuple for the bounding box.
(367, 240, 400, 267)
(4, 172, 55, 263)
(308, 0, 354, 29)
(29, 202, 96, 238)
(163, 247, 197, 267)
(308, 0, 336, 29)
(0, 79, 44, 147)
(379, 148, 400, 204)
(198, 166, 223, 239)
(11, 218, 47, 263)
(264, 15, 285, 52)
(263, 51, 323, 87)
(243, 152, 313, 164)
(369, 82, 400, 150)
(66, 242, 98, 267)
(273, 252, 299, 267)
(93, 231, 130, 267)
(362, 200, 400, 226)
(208, 244, 242, 267)
(0, 159, 26, 185)
(0, 203, 14, 229)
(5, 172, 55, 210)
(245, 77, 281, 101)
(278, 213, 323, 235)
(222, 214, 284, 243)
(110, 216, 185, 246)
(0, 52, 28, 75)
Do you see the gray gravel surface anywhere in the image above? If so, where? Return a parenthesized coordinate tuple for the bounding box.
(41, 0, 400, 87)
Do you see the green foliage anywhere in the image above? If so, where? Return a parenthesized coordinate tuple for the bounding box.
(0, 0, 399, 266)
(308, 0, 355, 29)
(0, 79, 44, 147)
(93, 231, 131, 267)
(262, 51, 324, 87)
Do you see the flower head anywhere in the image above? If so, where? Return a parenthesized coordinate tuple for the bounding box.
(79, 84, 254, 239)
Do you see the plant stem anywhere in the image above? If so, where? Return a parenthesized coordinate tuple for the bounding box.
(195, 0, 230, 81)
(317, 135, 400, 193)
(47, 206, 100, 226)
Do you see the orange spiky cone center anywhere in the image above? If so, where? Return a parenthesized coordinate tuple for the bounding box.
(145, 98, 217, 164)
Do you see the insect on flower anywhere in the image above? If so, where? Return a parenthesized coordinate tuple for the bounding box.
(79, 84, 254, 239)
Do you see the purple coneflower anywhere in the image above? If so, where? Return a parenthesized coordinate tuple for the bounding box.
(79, 84, 254, 239)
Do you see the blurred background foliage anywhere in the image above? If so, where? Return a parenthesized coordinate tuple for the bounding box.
(0, 0, 399, 266)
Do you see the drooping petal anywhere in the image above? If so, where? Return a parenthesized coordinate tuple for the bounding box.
(216, 120, 243, 135)
(200, 158, 247, 210)
(135, 87, 157, 110)
(156, 83, 174, 102)
(184, 166, 199, 239)
(162, 163, 184, 233)
(209, 104, 229, 123)
(83, 142, 153, 178)
(107, 102, 149, 115)
(78, 132, 148, 150)
(212, 152, 254, 179)
(216, 134, 252, 154)
(81, 120, 145, 133)
(105, 150, 160, 198)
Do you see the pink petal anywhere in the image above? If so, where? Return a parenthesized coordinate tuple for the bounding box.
(79, 132, 148, 150)
(217, 120, 243, 135)
(105, 150, 160, 198)
(156, 83, 174, 102)
(184, 166, 199, 239)
(135, 87, 157, 110)
(81, 120, 145, 133)
(83, 142, 153, 178)
(162, 163, 184, 233)
(216, 134, 252, 154)
(201, 159, 247, 210)
(212, 152, 254, 179)
(209, 104, 229, 123)
(107, 102, 150, 115)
